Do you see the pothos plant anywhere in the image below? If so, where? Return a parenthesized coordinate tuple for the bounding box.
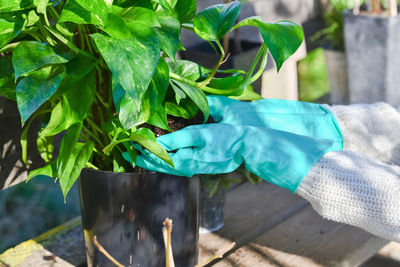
(0, 0, 303, 200)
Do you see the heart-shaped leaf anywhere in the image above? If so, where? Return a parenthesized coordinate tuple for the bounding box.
(168, 59, 211, 81)
(0, 13, 25, 49)
(193, 1, 240, 41)
(16, 65, 65, 124)
(59, 0, 112, 26)
(12, 41, 70, 79)
(56, 122, 94, 200)
(171, 80, 209, 122)
(0, 0, 40, 12)
(233, 17, 303, 71)
(154, 15, 181, 60)
(40, 70, 96, 137)
(91, 30, 159, 107)
(0, 55, 16, 100)
(175, 0, 196, 23)
(131, 128, 174, 167)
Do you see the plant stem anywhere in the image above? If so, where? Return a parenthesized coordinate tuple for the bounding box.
(49, 6, 59, 20)
(246, 43, 267, 79)
(198, 41, 226, 87)
(247, 45, 268, 85)
(45, 26, 96, 59)
(170, 73, 242, 95)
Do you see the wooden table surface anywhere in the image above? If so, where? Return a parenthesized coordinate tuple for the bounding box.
(0, 182, 390, 267)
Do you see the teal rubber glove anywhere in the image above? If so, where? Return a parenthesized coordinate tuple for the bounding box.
(207, 96, 343, 151)
(125, 123, 337, 193)
(124, 97, 344, 193)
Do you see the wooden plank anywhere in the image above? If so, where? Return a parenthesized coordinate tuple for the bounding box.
(198, 182, 388, 267)
(0, 182, 390, 267)
(0, 217, 85, 267)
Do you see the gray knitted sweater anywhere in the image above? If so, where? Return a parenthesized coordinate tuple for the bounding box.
(297, 103, 400, 242)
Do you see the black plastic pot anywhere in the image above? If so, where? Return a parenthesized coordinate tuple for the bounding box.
(78, 168, 199, 267)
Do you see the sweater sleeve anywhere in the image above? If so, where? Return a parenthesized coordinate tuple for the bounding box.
(297, 150, 400, 242)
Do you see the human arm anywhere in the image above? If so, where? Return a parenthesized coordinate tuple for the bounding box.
(298, 150, 400, 243)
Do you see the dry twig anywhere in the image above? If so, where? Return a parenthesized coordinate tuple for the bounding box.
(162, 218, 175, 267)
(93, 236, 126, 267)
(195, 242, 237, 267)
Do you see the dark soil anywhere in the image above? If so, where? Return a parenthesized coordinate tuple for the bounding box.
(144, 112, 215, 137)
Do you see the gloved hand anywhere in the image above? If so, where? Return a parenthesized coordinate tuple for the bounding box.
(124, 96, 344, 192)
(125, 123, 338, 193)
(207, 95, 343, 150)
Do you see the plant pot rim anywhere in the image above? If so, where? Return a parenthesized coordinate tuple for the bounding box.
(342, 9, 400, 20)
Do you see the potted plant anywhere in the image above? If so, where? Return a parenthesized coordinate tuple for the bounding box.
(343, 0, 400, 105)
(0, 0, 303, 266)
(311, 0, 354, 104)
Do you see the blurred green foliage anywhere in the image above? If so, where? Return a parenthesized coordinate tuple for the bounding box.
(298, 48, 330, 102)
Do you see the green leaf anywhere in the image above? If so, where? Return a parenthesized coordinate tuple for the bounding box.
(165, 101, 197, 119)
(147, 106, 171, 131)
(233, 18, 303, 71)
(27, 161, 57, 182)
(208, 74, 244, 90)
(112, 78, 151, 129)
(153, 0, 176, 11)
(171, 81, 185, 104)
(193, 1, 241, 41)
(168, 59, 210, 81)
(131, 129, 174, 167)
(171, 80, 209, 122)
(208, 179, 220, 198)
(59, 0, 113, 26)
(0, 55, 16, 100)
(56, 122, 94, 199)
(16, 65, 65, 124)
(37, 134, 54, 163)
(102, 13, 132, 39)
(20, 118, 34, 166)
(12, 41, 70, 80)
(175, 0, 196, 23)
(0, 0, 40, 12)
(26, 10, 40, 26)
(112, 6, 160, 27)
(0, 13, 25, 49)
(37, 0, 49, 15)
(75, 0, 113, 21)
(147, 57, 169, 108)
(230, 84, 262, 101)
(154, 15, 181, 60)
(40, 70, 95, 137)
(91, 30, 160, 107)
(60, 141, 94, 199)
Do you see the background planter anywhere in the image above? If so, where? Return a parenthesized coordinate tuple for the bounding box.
(79, 168, 199, 267)
(199, 178, 226, 234)
(323, 49, 349, 104)
(344, 10, 400, 105)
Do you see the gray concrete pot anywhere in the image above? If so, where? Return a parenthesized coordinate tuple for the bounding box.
(343, 10, 400, 105)
(323, 49, 349, 105)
